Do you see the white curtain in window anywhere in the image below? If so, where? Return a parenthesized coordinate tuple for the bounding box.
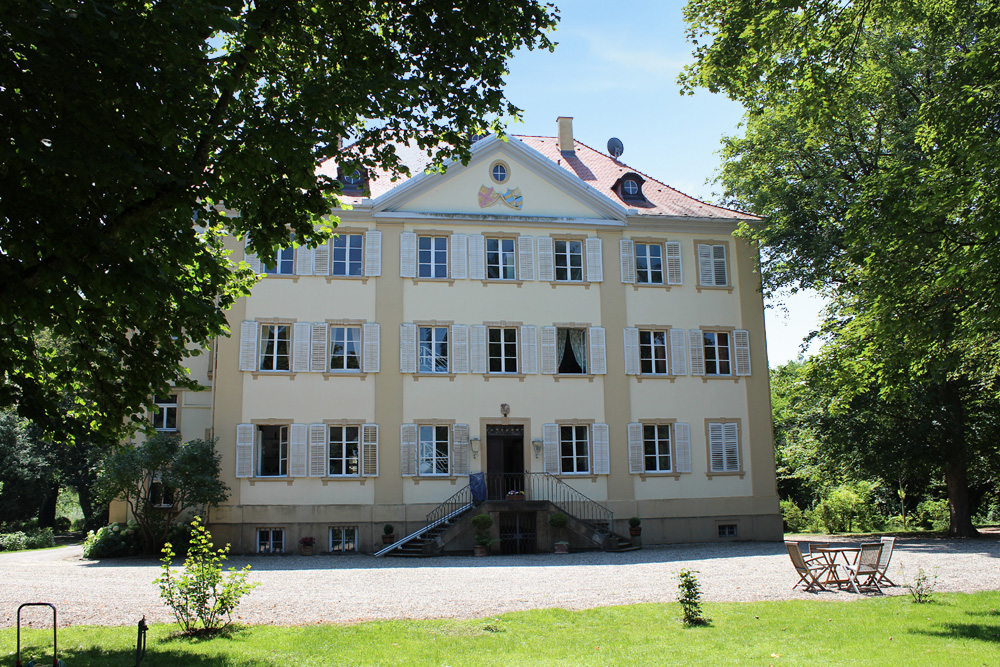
(568, 329, 586, 370)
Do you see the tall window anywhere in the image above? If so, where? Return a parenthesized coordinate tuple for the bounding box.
(257, 528, 284, 553)
(418, 236, 448, 278)
(488, 327, 518, 374)
(259, 425, 288, 477)
(418, 326, 449, 373)
(330, 526, 358, 553)
(330, 326, 361, 371)
(486, 238, 517, 280)
(643, 424, 672, 472)
(639, 330, 669, 375)
(635, 243, 663, 284)
(708, 422, 740, 472)
(560, 425, 590, 474)
(703, 331, 732, 375)
(265, 246, 294, 275)
(153, 395, 178, 431)
(697, 243, 728, 287)
(259, 324, 291, 371)
(554, 239, 584, 281)
(557, 328, 587, 374)
(329, 426, 360, 476)
(331, 234, 363, 276)
(418, 425, 450, 475)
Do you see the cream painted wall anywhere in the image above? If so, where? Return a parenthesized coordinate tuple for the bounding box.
(401, 152, 602, 219)
(241, 375, 376, 422)
(239, 478, 375, 505)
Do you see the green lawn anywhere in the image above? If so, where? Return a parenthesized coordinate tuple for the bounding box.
(4, 593, 999, 666)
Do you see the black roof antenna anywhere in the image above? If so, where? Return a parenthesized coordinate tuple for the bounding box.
(607, 137, 624, 159)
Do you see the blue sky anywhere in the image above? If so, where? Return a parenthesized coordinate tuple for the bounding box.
(498, 1, 824, 366)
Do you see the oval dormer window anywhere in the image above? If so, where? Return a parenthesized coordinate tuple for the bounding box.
(343, 170, 362, 186)
(490, 160, 509, 184)
(622, 178, 639, 196)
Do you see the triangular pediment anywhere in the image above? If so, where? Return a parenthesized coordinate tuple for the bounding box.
(371, 135, 626, 222)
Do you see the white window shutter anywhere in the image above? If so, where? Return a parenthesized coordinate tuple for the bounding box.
(697, 243, 714, 286)
(713, 245, 728, 286)
(399, 323, 417, 373)
(312, 239, 330, 275)
(724, 422, 740, 471)
(452, 424, 470, 475)
(665, 241, 683, 285)
(310, 322, 329, 373)
(239, 321, 259, 371)
(620, 239, 635, 284)
(518, 235, 535, 280)
(364, 230, 382, 277)
(627, 423, 644, 474)
(244, 239, 262, 274)
(400, 231, 417, 278)
(540, 326, 557, 375)
(585, 237, 603, 282)
(675, 423, 692, 473)
(470, 325, 488, 374)
(309, 423, 327, 477)
(292, 322, 311, 373)
(537, 236, 554, 281)
(734, 329, 751, 376)
(451, 324, 469, 373)
(589, 326, 607, 375)
(468, 234, 485, 280)
(362, 424, 379, 477)
(289, 424, 308, 477)
(669, 329, 689, 376)
(708, 422, 724, 472)
(400, 424, 418, 477)
(624, 327, 640, 375)
(592, 423, 610, 475)
(296, 246, 314, 276)
(689, 329, 706, 376)
(363, 322, 380, 373)
(236, 424, 255, 478)
(451, 233, 468, 280)
(543, 423, 560, 474)
(520, 325, 538, 374)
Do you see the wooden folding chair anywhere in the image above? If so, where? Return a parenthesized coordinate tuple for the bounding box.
(874, 536, 897, 586)
(786, 542, 828, 592)
(844, 542, 884, 594)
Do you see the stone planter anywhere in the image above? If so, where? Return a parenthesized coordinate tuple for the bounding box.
(382, 534, 395, 545)
(300, 545, 314, 556)
(629, 526, 642, 537)
(554, 541, 569, 554)
(474, 545, 488, 557)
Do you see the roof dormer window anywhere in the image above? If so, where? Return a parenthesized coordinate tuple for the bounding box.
(339, 168, 366, 192)
(615, 172, 646, 202)
(623, 179, 639, 196)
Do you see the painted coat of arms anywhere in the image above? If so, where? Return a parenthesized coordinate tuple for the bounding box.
(478, 185, 523, 210)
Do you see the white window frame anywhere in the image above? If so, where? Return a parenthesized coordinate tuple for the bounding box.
(703, 331, 733, 376)
(152, 394, 178, 432)
(329, 526, 358, 553)
(488, 327, 518, 374)
(485, 237, 518, 280)
(639, 329, 670, 375)
(328, 425, 361, 476)
(258, 424, 289, 477)
(329, 325, 363, 372)
(634, 242, 664, 285)
(418, 325, 450, 374)
(553, 239, 585, 282)
(259, 324, 292, 372)
(331, 233, 364, 277)
(418, 424, 451, 476)
(642, 423, 673, 473)
(559, 424, 590, 475)
(697, 242, 729, 287)
(265, 245, 295, 275)
(418, 236, 449, 279)
(257, 528, 285, 553)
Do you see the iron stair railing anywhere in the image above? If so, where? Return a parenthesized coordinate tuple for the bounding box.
(373, 484, 476, 557)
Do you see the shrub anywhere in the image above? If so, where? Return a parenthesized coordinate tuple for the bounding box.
(904, 566, 938, 603)
(780, 500, 807, 533)
(156, 516, 258, 634)
(677, 569, 709, 626)
(0, 528, 55, 552)
(548, 512, 569, 529)
(54, 516, 72, 532)
(82, 521, 143, 559)
(914, 498, 949, 531)
(0, 531, 27, 551)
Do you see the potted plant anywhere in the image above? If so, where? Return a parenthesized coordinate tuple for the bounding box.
(548, 512, 569, 554)
(628, 516, 642, 537)
(506, 490, 526, 501)
(470, 513, 495, 556)
(382, 524, 395, 545)
(299, 535, 316, 556)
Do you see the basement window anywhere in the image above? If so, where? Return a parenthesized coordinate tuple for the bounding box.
(718, 524, 737, 538)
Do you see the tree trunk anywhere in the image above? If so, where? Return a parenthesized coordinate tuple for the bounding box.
(74, 483, 105, 530)
(38, 485, 58, 527)
(945, 460, 979, 537)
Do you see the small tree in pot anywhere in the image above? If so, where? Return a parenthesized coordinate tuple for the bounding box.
(382, 524, 395, 545)
(548, 512, 569, 554)
(470, 513, 496, 556)
(628, 516, 642, 537)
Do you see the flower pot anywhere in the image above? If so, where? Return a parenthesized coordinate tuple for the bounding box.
(382, 534, 395, 545)
(629, 527, 642, 537)
(554, 542, 569, 554)
(300, 545, 314, 556)
(474, 545, 488, 557)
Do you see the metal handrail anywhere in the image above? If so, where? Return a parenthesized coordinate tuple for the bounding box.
(373, 500, 474, 557)
(482, 472, 615, 535)
(426, 484, 475, 523)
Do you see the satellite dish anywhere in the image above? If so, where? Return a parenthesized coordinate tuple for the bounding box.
(607, 137, 624, 159)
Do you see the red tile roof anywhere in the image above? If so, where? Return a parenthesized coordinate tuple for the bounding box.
(320, 135, 756, 220)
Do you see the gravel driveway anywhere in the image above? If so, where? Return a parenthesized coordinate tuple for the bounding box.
(3, 536, 999, 628)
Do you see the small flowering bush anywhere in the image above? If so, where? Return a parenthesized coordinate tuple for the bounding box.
(156, 516, 258, 634)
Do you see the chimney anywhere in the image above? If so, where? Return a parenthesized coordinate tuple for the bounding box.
(557, 116, 575, 154)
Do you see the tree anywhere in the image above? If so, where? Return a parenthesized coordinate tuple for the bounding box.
(96, 434, 230, 554)
(681, 0, 1000, 536)
(1, 1, 559, 444)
